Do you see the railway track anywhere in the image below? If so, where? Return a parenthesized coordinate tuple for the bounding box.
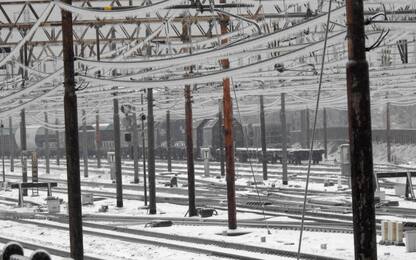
(12, 218, 344, 260)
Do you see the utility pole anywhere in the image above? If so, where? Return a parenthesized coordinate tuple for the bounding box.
(141, 93, 148, 206)
(281, 93, 288, 185)
(44, 112, 50, 174)
(218, 99, 225, 177)
(96, 111, 101, 168)
(20, 109, 27, 196)
(132, 112, 140, 183)
(56, 118, 60, 166)
(114, 98, 123, 207)
(259, 95, 267, 181)
(147, 88, 156, 214)
(166, 110, 172, 172)
(220, 0, 237, 230)
(182, 19, 197, 217)
(346, 0, 377, 259)
(386, 102, 391, 162)
(61, 0, 84, 257)
(82, 110, 88, 178)
(9, 116, 14, 172)
(323, 108, 328, 159)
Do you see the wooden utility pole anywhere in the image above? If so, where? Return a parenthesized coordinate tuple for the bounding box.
(166, 110, 172, 172)
(147, 88, 156, 214)
(183, 19, 197, 217)
(259, 95, 268, 180)
(132, 112, 140, 183)
(44, 112, 50, 174)
(346, 0, 377, 258)
(61, 0, 84, 258)
(82, 110, 88, 178)
(220, 0, 237, 230)
(141, 93, 148, 206)
(20, 109, 27, 196)
(386, 102, 391, 162)
(281, 93, 288, 185)
(323, 108, 328, 159)
(113, 98, 123, 207)
(95, 111, 101, 168)
(9, 117, 14, 172)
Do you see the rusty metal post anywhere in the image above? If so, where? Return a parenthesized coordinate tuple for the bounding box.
(82, 110, 88, 178)
(113, 98, 123, 207)
(166, 110, 172, 172)
(61, 0, 84, 258)
(20, 109, 27, 196)
(259, 95, 268, 180)
(185, 85, 197, 217)
(346, 0, 377, 258)
(9, 116, 14, 172)
(147, 88, 156, 214)
(218, 99, 225, 177)
(141, 93, 148, 206)
(281, 93, 288, 185)
(132, 112, 140, 183)
(386, 102, 391, 162)
(323, 108, 328, 159)
(96, 111, 101, 168)
(56, 118, 60, 166)
(220, 3, 237, 229)
(44, 112, 50, 174)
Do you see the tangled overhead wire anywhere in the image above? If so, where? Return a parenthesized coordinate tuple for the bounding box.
(364, 7, 389, 52)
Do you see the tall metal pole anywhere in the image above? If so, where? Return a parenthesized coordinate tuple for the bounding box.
(218, 99, 225, 177)
(61, 0, 84, 257)
(56, 118, 60, 166)
(386, 102, 391, 162)
(185, 85, 197, 216)
(141, 93, 148, 206)
(95, 111, 101, 168)
(82, 110, 88, 178)
(113, 98, 123, 207)
(9, 116, 14, 172)
(20, 109, 27, 196)
(220, 3, 237, 229)
(147, 88, 156, 214)
(166, 110, 172, 172)
(44, 112, 50, 174)
(1, 122, 4, 183)
(132, 112, 140, 183)
(281, 93, 288, 185)
(346, 0, 377, 258)
(259, 95, 267, 181)
(323, 108, 328, 159)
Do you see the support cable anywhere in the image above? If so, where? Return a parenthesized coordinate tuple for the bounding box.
(297, 0, 332, 259)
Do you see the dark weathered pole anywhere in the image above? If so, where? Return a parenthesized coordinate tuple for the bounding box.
(1, 122, 4, 183)
(20, 109, 27, 196)
(141, 93, 148, 206)
(346, 0, 377, 259)
(113, 98, 123, 207)
(55, 118, 60, 166)
(132, 112, 140, 183)
(95, 111, 101, 168)
(259, 95, 268, 180)
(323, 108, 328, 159)
(220, 0, 237, 230)
(44, 112, 50, 174)
(185, 84, 197, 217)
(386, 102, 391, 162)
(147, 89, 156, 214)
(9, 116, 14, 172)
(281, 93, 288, 185)
(166, 110, 172, 172)
(218, 99, 225, 177)
(61, 0, 84, 257)
(305, 108, 310, 148)
(82, 110, 88, 178)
